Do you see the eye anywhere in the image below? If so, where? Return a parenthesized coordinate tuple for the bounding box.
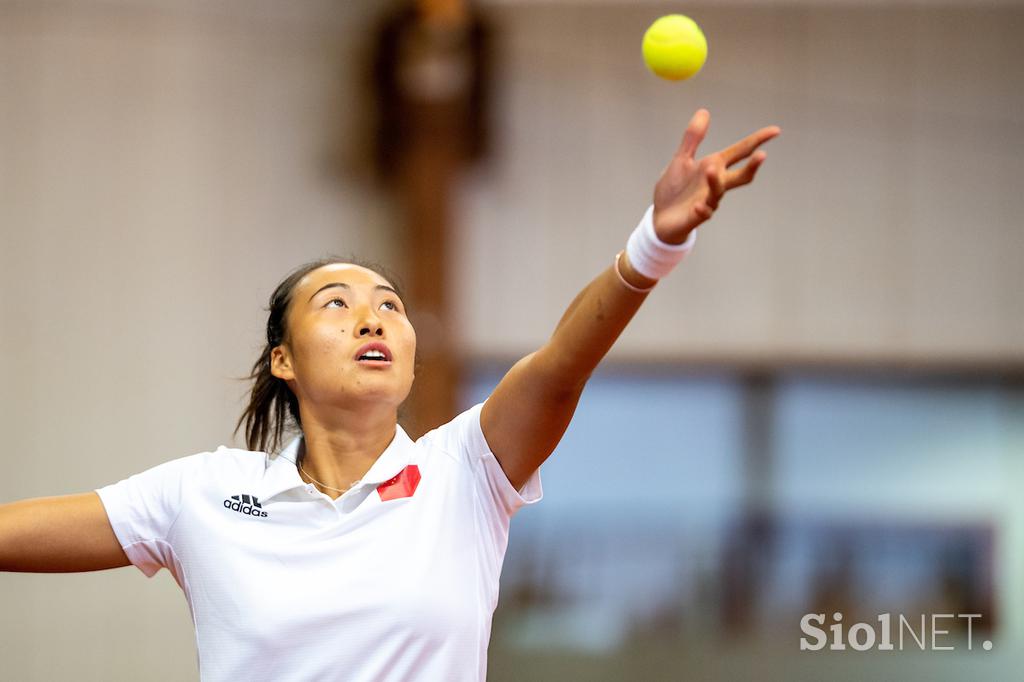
(325, 297, 346, 308)
(382, 300, 399, 311)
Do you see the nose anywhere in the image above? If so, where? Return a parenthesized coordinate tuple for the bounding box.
(356, 305, 384, 338)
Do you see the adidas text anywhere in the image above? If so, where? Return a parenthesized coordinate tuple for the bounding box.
(224, 494, 268, 518)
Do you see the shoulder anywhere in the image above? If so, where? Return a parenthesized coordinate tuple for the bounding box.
(201, 444, 270, 476)
(415, 401, 489, 464)
(136, 444, 268, 484)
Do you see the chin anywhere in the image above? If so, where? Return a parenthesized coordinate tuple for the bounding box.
(349, 382, 411, 407)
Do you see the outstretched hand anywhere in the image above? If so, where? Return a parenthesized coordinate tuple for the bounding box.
(652, 109, 780, 244)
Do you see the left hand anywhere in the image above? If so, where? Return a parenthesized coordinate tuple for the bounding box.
(652, 108, 781, 244)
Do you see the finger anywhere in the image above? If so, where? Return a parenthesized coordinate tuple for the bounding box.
(677, 108, 710, 160)
(720, 126, 780, 168)
(694, 202, 713, 222)
(724, 151, 767, 190)
(705, 162, 725, 209)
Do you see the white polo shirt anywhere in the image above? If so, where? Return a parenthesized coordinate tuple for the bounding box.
(94, 400, 542, 681)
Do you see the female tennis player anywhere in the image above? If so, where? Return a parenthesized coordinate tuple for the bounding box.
(0, 108, 778, 680)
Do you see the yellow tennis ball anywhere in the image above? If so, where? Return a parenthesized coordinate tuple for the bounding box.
(642, 14, 707, 81)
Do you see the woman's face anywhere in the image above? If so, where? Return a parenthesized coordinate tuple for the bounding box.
(270, 263, 416, 414)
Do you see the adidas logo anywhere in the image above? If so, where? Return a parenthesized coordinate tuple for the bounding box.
(223, 494, 268, 518)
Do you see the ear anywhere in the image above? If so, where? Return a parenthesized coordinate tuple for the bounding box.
(270, 344, 295, 381)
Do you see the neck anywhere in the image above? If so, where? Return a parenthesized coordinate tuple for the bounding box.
(297, 404, 399, 497)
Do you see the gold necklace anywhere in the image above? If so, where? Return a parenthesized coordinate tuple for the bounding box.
(298, 462, 361, 495)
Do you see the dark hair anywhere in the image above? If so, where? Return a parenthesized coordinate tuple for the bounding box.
(232, 255, 411, 460)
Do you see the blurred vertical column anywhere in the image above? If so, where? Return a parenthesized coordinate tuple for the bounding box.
(721, 372, 778, 635)
(369, 0, 492, 437)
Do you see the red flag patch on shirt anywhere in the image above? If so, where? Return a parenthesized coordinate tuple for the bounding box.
(377, 465, 421, 501)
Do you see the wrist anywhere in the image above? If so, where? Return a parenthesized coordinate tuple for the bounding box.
(653, 215, 697, 247)
(625, 204, 698, 280)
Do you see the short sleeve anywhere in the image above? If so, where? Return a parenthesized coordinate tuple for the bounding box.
(428, 399, 543, 520)
(94, 454, 201, 578)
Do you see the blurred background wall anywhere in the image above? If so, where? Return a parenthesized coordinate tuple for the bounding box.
(0, 0, 1021, 680)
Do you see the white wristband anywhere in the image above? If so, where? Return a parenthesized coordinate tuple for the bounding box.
(625, 204, 697, 280)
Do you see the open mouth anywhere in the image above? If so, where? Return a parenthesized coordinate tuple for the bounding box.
(354, 343, 393, 365)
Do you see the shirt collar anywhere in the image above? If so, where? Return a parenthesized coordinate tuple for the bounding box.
(257, 424, 414, 502)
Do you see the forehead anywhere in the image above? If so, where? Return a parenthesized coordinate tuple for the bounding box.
(297, 263, 392, 296)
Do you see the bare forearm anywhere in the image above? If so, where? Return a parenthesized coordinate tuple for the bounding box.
(543, 250, 658, 389)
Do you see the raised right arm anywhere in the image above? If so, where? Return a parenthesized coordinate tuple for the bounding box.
(0, 492, 131, 573)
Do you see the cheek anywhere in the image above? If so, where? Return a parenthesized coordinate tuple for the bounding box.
(405, 330, 417, 361)
(298, 327, 347, 366)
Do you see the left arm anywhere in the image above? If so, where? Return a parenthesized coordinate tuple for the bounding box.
(482, 109, 781, 490)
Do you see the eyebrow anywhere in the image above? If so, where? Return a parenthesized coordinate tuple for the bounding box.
(307, 282, 400, 303)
